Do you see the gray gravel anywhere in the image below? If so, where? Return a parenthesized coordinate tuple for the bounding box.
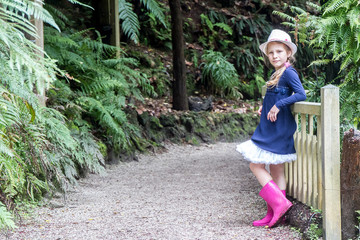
(5, 142, 301, 240)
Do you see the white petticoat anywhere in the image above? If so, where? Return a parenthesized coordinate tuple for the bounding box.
(236, 140, 297, 164)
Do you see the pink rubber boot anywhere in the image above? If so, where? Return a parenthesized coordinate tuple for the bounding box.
(253, 190, 286, 226)
(259, 181, 292, 228)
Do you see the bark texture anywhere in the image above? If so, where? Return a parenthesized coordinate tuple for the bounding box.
(169, 0, 188, 110)
(341, 128, 360, 239)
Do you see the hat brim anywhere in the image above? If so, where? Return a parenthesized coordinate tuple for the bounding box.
(259, 40, 297, 56)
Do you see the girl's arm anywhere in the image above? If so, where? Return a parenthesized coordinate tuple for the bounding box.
(275, 68, 306, 109)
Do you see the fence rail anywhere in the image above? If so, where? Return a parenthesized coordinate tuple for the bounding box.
(262, 85, 341, 240)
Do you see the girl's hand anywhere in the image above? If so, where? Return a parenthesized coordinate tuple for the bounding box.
(257, 106, 262, 116)
(267, 105, 280, 122)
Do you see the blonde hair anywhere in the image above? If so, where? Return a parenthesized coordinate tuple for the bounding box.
(266, 44, 295, 88)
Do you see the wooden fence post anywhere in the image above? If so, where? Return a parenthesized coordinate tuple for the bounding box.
(321, 85, 341, 239)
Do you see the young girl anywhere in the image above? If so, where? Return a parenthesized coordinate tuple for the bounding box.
(236, 29, 306, 228)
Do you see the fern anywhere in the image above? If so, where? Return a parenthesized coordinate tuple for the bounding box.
(200, 50, 242, 99)
(323, 0, 347, 14)
(0, 2, 62, 98)
(119, 0, 140, 44)
(273, 11, 296, 22)
(66, 0, 92, 8)
(139, 0, 166, 27)
(214, 22, 233, 35)
(0, 202, 15, 230)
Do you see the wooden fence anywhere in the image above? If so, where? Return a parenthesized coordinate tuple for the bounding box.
(262, 85, 341, 239)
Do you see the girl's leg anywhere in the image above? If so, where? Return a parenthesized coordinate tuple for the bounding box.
(269, 164, 286, 190)
(249, 163, 272, 186)
(251, 163, 292, 227)
(250, 163, 273, 226)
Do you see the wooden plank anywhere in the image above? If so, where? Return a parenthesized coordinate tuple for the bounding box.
(288, 161, 293, 196)
(317, 115, 323, 209)
(300, 114, 307, 202)
(307, 133, 312, 205)
(312, 135, 318, 208)
(294, 132, 299, 199)
(292, 102, 321, 115)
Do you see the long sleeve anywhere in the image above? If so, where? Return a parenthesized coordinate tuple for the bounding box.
(275, 67, 306, 109)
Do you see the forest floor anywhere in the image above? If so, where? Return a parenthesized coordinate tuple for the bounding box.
(4, 142, 301, 240)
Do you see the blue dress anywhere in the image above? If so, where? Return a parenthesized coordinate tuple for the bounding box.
(237, 66, 306, 164)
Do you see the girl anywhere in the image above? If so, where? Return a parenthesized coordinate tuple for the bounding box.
(236, 29, 306, 228)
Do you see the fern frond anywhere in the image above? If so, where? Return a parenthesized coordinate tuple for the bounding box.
(200, 50, 242, 99)
(71, 126, 105, 174)
(308, 59, 331, 67)
(306, 2, 321, 12)
(323, 0, 347, 14)
(0, 0, 60, 31)
(139, 0, 166, 27)
(272, 11, 296, 23)
(65, 0, 92, 9)
(0, 202, 15, 229)
(214, 22, 233, 35)
(290, 6, 307, 15)
(119, 0, 140, 44)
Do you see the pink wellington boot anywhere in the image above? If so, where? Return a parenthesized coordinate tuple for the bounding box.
(253, 190, 286, 226)
(259, 181, 292, 228)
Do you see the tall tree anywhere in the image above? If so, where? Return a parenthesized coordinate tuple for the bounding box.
(169, 0, 188, 110)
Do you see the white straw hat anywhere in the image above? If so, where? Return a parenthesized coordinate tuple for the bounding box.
(259, 29, 297, 56)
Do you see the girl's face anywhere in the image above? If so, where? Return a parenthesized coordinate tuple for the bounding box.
(266, 42, 292, 70)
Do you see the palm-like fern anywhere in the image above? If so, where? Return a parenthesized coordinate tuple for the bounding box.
(0, 0, 61, 101)
(200, 50, 242, 99)
(274, 0, 360, 130)
(273, 0, 360, 82)
(0, 0, 102, 229)
(44, 20, 156, 152)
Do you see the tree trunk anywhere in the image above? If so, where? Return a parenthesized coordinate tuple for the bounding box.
(32, 0, 46, 106)
(93, 0, 120, 56)
(341, 128, 360, 239)
(169, 0, 188, 110)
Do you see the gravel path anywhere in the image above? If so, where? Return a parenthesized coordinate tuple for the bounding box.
(5, 142, 301, 240)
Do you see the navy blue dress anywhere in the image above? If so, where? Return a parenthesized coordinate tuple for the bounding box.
(251, 67, 306, 155)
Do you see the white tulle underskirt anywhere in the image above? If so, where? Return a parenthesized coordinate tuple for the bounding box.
(236, 140, 297, 165)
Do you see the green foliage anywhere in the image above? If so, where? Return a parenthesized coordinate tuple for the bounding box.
(44, 19, 156, 152)
(196, 8, 271, 98)
(0, 1, 110, 230)
(273, 0, 360, 132)
(200, 50, 242, 99)
(0, 0, 61, 99)
(307, 223, 323, 240)
(119, 0, 166, 44)
(199, 13, 233, 49)
(0, 202, 15, 230)
(239, 60, 266, 99)
(119, 0, 140, 44)
(140, 9, 172, 49)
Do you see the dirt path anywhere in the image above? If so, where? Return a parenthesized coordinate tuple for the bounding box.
(5, 142, 301, 240)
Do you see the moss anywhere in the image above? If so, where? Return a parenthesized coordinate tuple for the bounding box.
(159, 114, 177, 127)
(97, 140, 107, 158)
(149, 116, 163, 130)
(125, 110, 259, 158)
